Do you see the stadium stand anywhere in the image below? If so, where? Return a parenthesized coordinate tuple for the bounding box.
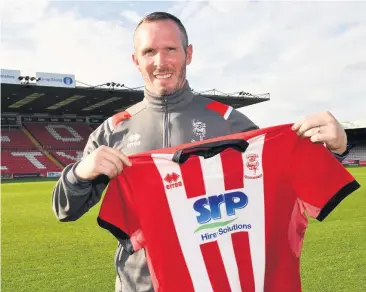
(23, 123, 92, 150)
(347, 145, 366, 160)
(1, 150, 62, 177)
(1, 120, 94, 178)
(90, 124, 100, 130)
(1, 127, 36, 150)
(50, 150, 83, 166)
(342, 121, 366, 167)
(0, 124, 82, 177)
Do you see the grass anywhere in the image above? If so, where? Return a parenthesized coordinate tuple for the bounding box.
(1, 168, 365, 292)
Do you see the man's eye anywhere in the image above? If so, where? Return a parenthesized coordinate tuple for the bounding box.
(144, 49, 154, 55)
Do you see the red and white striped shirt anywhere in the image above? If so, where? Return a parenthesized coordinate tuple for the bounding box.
(98, 124, 359, 292)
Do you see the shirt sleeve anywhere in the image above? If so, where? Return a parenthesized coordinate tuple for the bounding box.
(97, 175, 140, 243)
(290, 138, 360, 221)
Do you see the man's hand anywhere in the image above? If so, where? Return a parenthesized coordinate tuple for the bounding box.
(75, 145, 132, 181)
(292, 111, 347, 155)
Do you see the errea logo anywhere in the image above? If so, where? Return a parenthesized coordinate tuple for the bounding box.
(164, 172, 182, 190)
(126, 133, 141, 148)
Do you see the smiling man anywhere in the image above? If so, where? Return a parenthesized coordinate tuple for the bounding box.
(52, 12, 350, 292)
(132, 14, 192, 97)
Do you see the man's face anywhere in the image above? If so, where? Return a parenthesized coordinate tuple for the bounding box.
(132, 20, 193, 96)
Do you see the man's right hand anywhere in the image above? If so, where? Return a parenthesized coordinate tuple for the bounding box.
(75, 145, 132, 181)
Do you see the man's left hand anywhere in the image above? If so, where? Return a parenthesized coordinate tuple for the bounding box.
(292, 111, 347, 155)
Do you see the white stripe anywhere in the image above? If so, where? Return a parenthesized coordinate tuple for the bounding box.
(223, 106, 233, 120)
(242, 134, 266, 292)
(199, 155, 225, 194)
(199, 155, 242, 291)
(151, 153, 175, 161)
(153, 136, 266, 292)
(217, 234, 242, 291)
(152, 156, 213, 292)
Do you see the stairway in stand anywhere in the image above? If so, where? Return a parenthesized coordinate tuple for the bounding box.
(21, 126, 65, 169)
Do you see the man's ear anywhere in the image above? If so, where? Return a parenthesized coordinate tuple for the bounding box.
(132, 54, 140, 71)
(186, 44, 193, 65)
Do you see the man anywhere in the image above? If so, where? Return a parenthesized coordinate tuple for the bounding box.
(52, 12, 350, 292)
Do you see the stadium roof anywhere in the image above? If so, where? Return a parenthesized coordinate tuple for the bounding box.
(342, 119, 366, 129)
(1, 83, 270, 117)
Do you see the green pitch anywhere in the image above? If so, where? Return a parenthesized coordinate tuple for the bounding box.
(2, 168, 365, 292)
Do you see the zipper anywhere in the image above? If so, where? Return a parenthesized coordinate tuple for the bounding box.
(163, 97, 169, 148)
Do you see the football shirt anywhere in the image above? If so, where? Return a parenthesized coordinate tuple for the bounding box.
(98, 124, 360, 292)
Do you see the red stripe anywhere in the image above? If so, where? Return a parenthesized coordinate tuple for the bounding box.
(221, 149, 244, 191)
(200, 241, 232, 292)
(232, 232, 255, 292)
(125, 156, 195, 292)
(206, 101, 229, 117)
(99, 177, 136, 237)
(180, 155, 206, 199)
(112, 111, 131, 126)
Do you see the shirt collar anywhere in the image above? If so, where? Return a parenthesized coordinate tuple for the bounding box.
(142, 80, 194, 111)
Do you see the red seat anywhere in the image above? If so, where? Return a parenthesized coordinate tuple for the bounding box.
(1, 150, 62, 177)
(1, 123, 93, 177)
(1, 127, 36, 150)
(24, 123, 92, 150)
(50, 150, 83, 166)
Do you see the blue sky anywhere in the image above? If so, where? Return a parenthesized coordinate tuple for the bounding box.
(1, 0, 366, 127)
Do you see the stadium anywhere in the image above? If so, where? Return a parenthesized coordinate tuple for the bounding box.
(1, 69, 365, 292)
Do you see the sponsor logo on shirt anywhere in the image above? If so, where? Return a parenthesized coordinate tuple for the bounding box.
(245, 153, 263, 179)
(164, 172, 183, 190)
(193, 191, 251, 241)
(126, 133, 141, 148)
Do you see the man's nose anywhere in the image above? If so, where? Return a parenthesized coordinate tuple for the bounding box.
(154, 51, 168, 67)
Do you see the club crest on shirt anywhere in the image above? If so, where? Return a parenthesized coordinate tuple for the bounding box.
(245, 153, 263, 179)
(191, 119, 207, 142)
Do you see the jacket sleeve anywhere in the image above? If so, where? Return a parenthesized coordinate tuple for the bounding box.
(228, 109, 259, 133)
(52, 120, 112, 222)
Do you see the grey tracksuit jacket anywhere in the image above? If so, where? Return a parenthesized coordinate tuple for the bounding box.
(52, 81, 258, 291)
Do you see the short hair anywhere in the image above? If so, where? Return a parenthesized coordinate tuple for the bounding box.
(134, 12, 189, 48)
